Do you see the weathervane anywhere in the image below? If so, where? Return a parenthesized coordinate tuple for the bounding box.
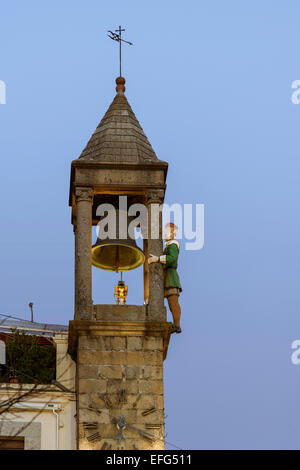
(107, 26, 133, 77)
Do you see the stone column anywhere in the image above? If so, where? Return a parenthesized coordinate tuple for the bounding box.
(143, 238, 149, 304)
(146, 190, 165, 321)
(74, 187, 94, 321)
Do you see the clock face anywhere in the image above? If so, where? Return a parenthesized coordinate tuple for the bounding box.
(112, 414, 156, 444)
(106, 383, 164, 448)
(86, 386, 164, 449)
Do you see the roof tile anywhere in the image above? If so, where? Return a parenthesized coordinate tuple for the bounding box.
(78, 91, 160, 163)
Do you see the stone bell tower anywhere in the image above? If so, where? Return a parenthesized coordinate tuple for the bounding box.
(68, 76, 172, 450)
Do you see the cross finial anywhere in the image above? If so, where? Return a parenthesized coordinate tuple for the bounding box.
(107, 26, 133, 79)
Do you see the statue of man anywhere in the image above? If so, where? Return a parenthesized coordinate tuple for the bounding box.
(148, 222, 182, 334)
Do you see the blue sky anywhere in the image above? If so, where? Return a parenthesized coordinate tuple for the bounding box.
(1, 0, 300, 449)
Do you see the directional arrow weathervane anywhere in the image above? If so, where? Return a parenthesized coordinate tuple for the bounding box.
(107, 26, 133, 77)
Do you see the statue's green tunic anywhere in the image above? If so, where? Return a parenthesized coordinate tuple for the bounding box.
(162, 241, 182, 292)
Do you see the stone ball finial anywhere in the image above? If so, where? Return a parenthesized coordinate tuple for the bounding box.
(116, 76, 126, 93)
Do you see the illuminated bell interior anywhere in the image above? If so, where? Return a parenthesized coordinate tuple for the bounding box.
(91, 209, 145, 271)
(92, 243, 145, 271)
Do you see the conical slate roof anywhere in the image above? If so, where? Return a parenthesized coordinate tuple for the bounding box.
(78, 78, 160, 163)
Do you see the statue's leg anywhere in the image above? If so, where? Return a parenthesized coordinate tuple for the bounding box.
(167, 294, 181, 328)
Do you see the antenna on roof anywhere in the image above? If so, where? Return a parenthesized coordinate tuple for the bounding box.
(28, 302, 34, 323)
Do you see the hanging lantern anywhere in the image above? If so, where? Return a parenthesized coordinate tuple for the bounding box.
(114, 273, 128, 305)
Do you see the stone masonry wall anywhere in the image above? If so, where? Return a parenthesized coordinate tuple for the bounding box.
(77, 334, 165, 450)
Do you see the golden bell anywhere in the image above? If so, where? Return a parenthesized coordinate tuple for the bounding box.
(92, 209, 145, 271)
